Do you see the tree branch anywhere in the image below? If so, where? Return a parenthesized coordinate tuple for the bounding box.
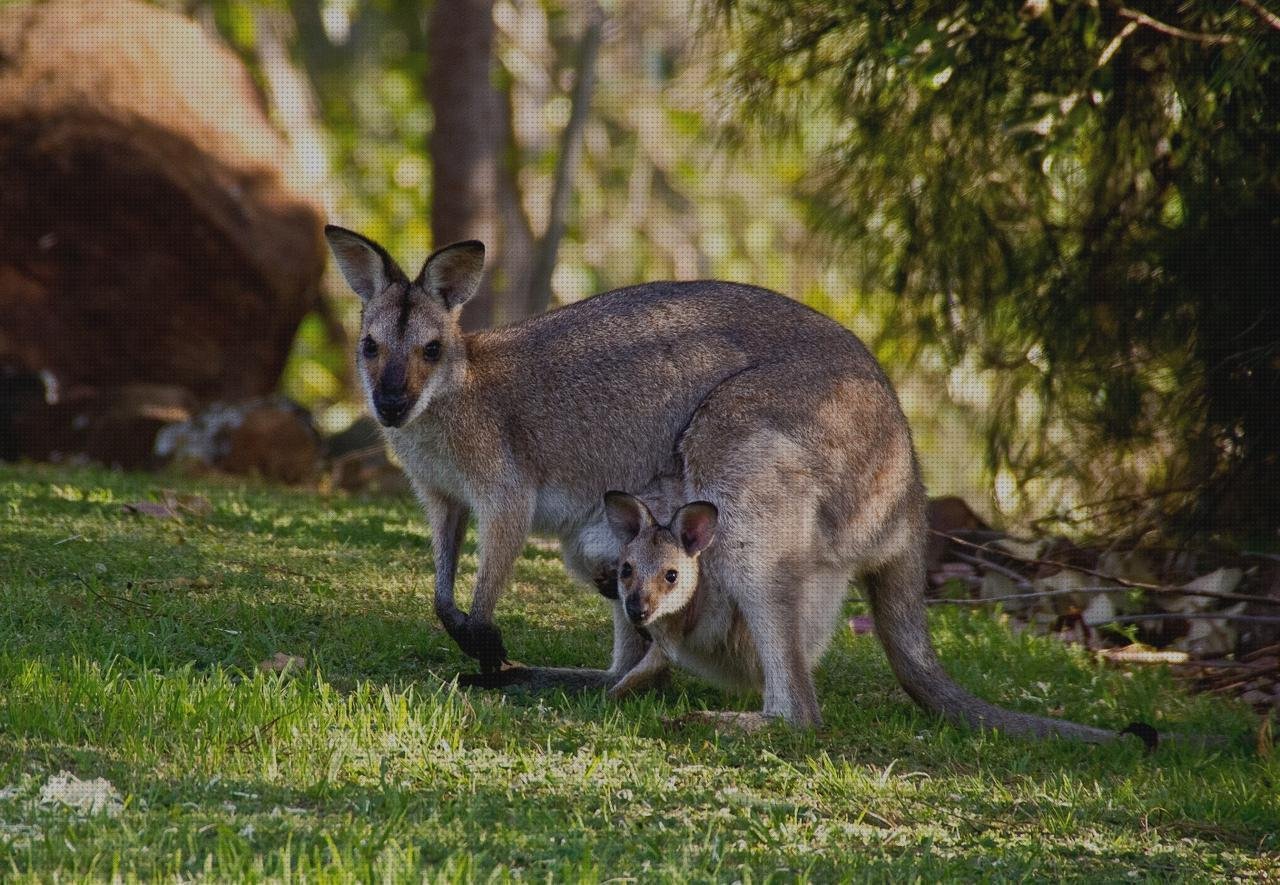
(1240, 0, 1280, 33)
(1115, 7, 1237, 45)
(526, 6, 605, 316)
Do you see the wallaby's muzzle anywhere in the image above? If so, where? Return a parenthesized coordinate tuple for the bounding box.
(624, 594, 649, 625)
(374, 391, 411, 427)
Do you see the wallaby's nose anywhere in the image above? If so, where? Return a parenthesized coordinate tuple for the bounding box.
(375, 391, 410, 427)
(624, 595, 647, 624)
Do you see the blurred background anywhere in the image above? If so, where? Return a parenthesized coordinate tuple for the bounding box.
(1, 0, 1276, 545)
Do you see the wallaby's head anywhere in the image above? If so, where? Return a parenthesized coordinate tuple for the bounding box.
(604, 491, 718, 626)
(324, 226, 485, 428)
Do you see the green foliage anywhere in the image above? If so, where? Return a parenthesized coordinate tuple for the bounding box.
(1, 463, 1276, 879)
(719, 0, 1280, 536)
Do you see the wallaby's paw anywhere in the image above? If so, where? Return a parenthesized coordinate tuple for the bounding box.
(664, 710, 777, 734)
(592, 567, 619, 600)
(446, 616, 510, 673)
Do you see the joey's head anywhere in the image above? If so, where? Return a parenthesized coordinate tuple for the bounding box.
(324, 226, 486, 428)
(604, 491, 718, 626)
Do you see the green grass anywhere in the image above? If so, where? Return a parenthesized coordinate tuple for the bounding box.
(0, 463, 1276, 882)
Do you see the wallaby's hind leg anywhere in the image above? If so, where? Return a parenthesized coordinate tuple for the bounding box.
(608, 642, 668, 700)
(739, 574, 822, 728)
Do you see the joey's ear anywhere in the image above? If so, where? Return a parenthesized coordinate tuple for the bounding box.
(604, 491, 655, 546)
(671, 502, 718, 555)
(417, 240, 486, 310)
(324, 225, 408, 302)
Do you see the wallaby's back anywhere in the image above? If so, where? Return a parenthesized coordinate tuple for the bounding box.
(462, 281, 893, 507)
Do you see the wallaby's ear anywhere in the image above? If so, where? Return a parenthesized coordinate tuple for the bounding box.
(671, 502, 718, 556)
(604, 491, 654, 546)
(324, 225, 408, 302)
(417, 240, 486, 311)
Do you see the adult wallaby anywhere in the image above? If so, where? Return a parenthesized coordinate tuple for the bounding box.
(323, 224, 1133, 742)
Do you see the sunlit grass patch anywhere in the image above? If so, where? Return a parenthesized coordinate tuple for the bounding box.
(0, 463, 1276, 881)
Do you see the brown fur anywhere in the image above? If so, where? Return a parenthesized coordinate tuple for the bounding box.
(325, 225, 1131, 742)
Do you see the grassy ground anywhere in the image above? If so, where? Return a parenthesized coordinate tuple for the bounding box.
(0, 463, 1276, 882)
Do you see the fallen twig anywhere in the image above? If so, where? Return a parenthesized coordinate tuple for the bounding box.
(934, 531, 1280, 607)
(1094, 613, 1280, 627)
(69, 574, 153, 615)
(929, 585, 1135, 605)
(231, 707, 299, 751)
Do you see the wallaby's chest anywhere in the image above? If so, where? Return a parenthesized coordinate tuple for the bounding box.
(385, 424, 470, 502)
(652, 583, 761, 693)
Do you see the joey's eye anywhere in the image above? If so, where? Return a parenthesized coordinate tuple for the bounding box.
(423, 340, 442, 362)
(665, 569, 678, 584)
(361, 337, 378, 359)
(620, 563, 633, 579)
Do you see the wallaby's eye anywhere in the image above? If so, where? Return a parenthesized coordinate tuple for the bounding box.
(665, 569, 678, 584)
(361, 336, 378, 359)
(620, 563, 633, 579)
(423, 340, 442, 362)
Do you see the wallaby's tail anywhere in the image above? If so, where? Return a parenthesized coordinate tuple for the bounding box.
(865, 551, 1124, 744)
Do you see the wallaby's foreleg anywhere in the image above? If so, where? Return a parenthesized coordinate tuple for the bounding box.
(609, 598, 649, 678)
(460, 601, 647, 693)
(608, 641, 668, 700)
(446, 494, 534, 672)
(425, 492, 470, 629)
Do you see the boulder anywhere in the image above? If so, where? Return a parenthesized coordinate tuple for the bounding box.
(0, 0, 325, 411)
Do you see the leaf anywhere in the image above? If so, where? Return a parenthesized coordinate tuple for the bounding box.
(1099, 644, 1189, 665)
(849, 615, 875, 635)
(121, 491, 211, 521)
(258, 652, 305, 675)
(122, 501, 178, 519)
(1081, 592, 1115, 627)
(991, 537, 1046, 560)
(1172, 602, 1247, 657)
(1160, 568, 1245, 614)
(1031, 567, 1099, 614)
(37, 771, 123, 817)
(979, 569, 1044, 614)
(1096, 551, 1159, 586)
(1183, 567, 1243, 595)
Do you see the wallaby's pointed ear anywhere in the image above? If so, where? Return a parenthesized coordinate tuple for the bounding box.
(324, 225, 407, 302)
(604, 491, 654, 546)
(671, 502, 718, 556)
(417, 240, 486, 311)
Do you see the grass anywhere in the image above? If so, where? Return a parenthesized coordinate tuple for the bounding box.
(0, 463, 1276, 882)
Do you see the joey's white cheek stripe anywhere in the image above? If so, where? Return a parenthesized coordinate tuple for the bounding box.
(650, 573, 699, 621)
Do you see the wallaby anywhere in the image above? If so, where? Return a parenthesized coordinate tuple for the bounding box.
(601, 491, 762, 701)
(323, 223, 1143, 743)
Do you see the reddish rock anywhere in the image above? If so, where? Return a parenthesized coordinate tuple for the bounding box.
(0, 0, 324, 405)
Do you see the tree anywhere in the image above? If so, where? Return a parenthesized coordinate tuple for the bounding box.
(719, 0, 1280, 538)
(427, 0, 602, 329)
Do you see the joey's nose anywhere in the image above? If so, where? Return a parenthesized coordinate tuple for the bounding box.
(624, 596, 647, 624)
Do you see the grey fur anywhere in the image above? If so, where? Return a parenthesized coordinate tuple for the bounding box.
(324, 226, 1127, 742)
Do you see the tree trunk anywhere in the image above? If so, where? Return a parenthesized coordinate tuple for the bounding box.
(427, 0, 525, 330)
(426, 0, 602, 329)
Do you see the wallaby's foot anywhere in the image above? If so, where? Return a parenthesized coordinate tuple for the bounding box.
(665, 710, 778, 734)
(456, 665, 616, 693)
(445, 615, 509, 673)
(455, 660, 533, 689)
